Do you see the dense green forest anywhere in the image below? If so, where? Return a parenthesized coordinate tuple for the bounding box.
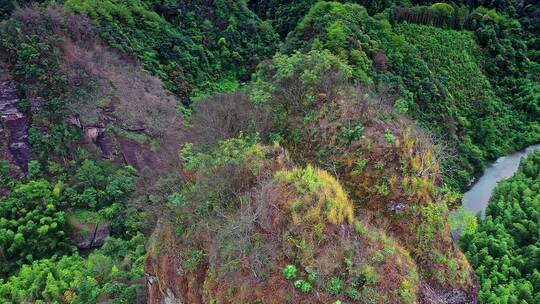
(461, 150, 540, 303)
(0, 0, 538, 303)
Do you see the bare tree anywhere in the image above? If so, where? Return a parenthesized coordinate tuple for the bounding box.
(189, 92, 273, 148)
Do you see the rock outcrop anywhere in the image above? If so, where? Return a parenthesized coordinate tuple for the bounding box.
(67, 214, 111, 249)
(0, 80, 35, 172)
(419, 280, 478, 304)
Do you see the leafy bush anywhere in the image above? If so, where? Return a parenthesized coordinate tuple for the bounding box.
(294, 279, 313, 293)
(283, 265, 297, 280)
(188, 92, 272, 148)
(346, 287, 360, 300)
(62, 160, 134, 211)
(383, 129, 396, 144)
(341, 123, 365, 143)
(250, 49, 351, 119)
(325, 277, 344, 296)
(0, 160, 12, 188)
(185, 250, 206, 272)
(360, 265, 379, 285)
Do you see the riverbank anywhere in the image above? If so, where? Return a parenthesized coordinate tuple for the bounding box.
(462, 143, 540, 216)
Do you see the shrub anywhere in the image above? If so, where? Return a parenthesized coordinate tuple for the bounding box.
(189, 92, 272, 148)
(185, 250, 206, 272)
(341, 123, 365, 143)
(398, 279, 416, 304)
(282, 265, 297, 280)
(294, 280, 313, 293)
(346, 287, 361, 300)
(274, 166, 354, 225)
(449, 207, 478, 237)
(376, 182, 390, 196)
(0, 160, 11, 188)
(360, 265, 379, 285)
(353, 159, 367, 174)
(62, 160, 134, 211)
(27, 160, 42, 180)
(325, 277, 344, 296)
(250, 50, 351, 120)
(384, 129, 396, 144)
(355, 221, 368, 235)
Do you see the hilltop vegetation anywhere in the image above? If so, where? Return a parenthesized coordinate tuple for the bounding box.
(148, 137, 420, 303)
(283, 1, 539, 189)
(0, 0, 538, 303)
(251, 50, 475, 291)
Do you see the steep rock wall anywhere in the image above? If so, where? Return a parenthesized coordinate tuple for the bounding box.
(0, 79, 35, 172)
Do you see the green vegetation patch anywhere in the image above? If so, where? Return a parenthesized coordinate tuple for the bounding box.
(64, 0, 279, 103)
(461, 150, 540, 303)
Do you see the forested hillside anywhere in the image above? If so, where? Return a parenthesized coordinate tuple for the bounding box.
(461, 150, 540, 303)
(282, 1, 539, 189)
(0, 0, 538, 303)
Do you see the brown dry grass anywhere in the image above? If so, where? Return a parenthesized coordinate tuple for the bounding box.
(147, 143, 420, 303)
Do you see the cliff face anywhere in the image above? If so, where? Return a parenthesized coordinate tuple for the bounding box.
(0, 75, 176, 179)
(145, 220, 203, 304)
(1, 8, 186, 177)
(58, 43, 185, 173)
(0, 79, 35, 173)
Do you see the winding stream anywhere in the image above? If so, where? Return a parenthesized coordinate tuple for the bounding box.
(462, 143, 540, 216)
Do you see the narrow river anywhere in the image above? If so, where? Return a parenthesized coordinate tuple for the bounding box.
(462, 143, 540, 216)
